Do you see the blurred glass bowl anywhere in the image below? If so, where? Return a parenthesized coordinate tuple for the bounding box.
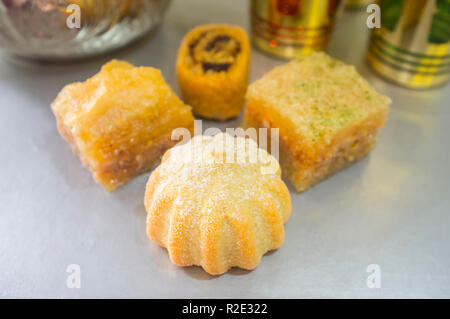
(0, 0, 171, 60)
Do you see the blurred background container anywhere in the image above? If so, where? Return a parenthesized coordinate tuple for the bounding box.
(346, 0, 373, 9)
(367, 0, 450, 89)
(0, 0, 171, 60)
(250, 0, 346, 59)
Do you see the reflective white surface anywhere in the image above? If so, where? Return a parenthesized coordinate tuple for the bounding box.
(1, 0, 449, 298)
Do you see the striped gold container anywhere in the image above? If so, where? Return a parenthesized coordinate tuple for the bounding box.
(368, 0, 450, 89)
(250, 0, 345, 59)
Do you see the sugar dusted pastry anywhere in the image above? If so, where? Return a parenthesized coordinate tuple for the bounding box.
(176, 24, 250, 121)
(244, 52, 391, 192)
(51, 60, 194, 191)
(144, 133, 291, 275)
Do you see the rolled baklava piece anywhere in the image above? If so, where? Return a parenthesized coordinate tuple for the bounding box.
(244, 52, 391, 192)
(51, 60, 194, 191)
(176, 24, 250, 121)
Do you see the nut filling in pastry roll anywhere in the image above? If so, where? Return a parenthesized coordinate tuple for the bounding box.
(177, 24, 250, 121)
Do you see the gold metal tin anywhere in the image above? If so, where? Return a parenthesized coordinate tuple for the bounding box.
(368, 0, 450, 89)
(250, 0, 345, 59)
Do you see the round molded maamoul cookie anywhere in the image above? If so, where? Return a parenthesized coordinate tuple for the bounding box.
(144, 133, 291, 275)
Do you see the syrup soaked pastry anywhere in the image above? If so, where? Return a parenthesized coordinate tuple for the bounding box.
(177, 24, 250, 121)
(244, 52, 391, 192)
(51, 60, 194, 191)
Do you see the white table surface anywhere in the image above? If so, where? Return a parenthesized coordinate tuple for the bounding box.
(1, 0, 449, 298)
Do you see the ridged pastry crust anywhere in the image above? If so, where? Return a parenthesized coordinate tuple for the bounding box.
(144, 133, 291, 275)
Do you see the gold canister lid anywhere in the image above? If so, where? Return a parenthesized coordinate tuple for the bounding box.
(367, 0, 450, 89)
(250, 0, 345, 59)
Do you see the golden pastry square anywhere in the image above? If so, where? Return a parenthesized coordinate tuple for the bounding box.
(51, 60, 194, 191)
(244, 52, 391, 192)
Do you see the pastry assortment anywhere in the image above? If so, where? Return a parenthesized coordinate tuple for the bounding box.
(145, 133, 291, 275)
(244, 52, 391, 192)
(51, 60, 194, 191)
(51, 24, 390, 274)
(176, 24, 250, 121)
